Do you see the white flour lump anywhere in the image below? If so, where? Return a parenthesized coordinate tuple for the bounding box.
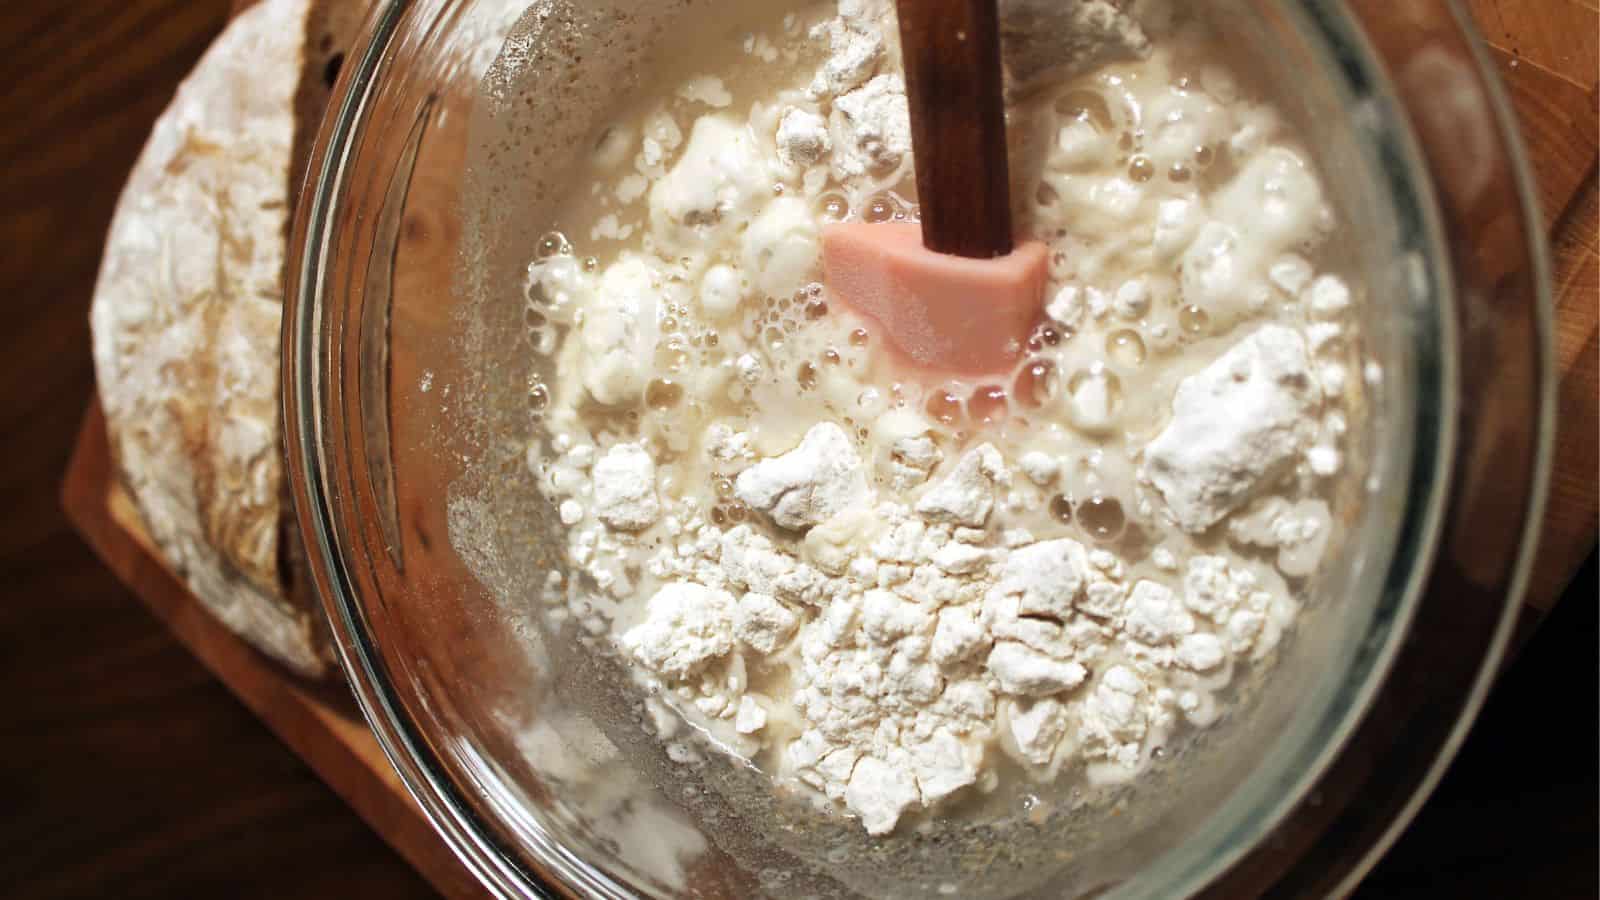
(592, 443, 661, 531)
(1142, 325, 1319, 533)
(510, 0, 1370, 838)
(736, 423, 868, 530)
(623, 583, 737, 678)
(830, 73, 913, 179)
(777, 107, 832, 168)
(999, 538, 1090, 619)
(914, 443, 1008, 526)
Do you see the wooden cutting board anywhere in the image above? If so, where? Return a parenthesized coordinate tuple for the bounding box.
(61, 2, 1597, 899)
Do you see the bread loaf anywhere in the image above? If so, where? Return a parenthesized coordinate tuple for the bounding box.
(89, 0, 373, 677)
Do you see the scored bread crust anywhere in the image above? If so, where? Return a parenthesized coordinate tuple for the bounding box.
(89, 0, 372, 677)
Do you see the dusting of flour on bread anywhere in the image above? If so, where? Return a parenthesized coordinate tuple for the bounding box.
(90, 0, 328, 676)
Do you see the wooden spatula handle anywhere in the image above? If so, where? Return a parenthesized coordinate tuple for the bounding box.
(895, 0, 1014, 259)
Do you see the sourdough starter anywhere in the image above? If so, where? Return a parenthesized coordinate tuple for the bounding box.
(518, 0, 1365, 836)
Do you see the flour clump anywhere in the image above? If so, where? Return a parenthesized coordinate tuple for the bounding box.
(735, 422, 869, 531)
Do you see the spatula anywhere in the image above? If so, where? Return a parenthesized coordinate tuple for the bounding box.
(822, 0, 1048, 375)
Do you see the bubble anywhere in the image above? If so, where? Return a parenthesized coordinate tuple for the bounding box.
(849, 328, 871, 347)
(864, 193, 897, 223)
(1128, 156, 1155, 182)
(1049, 494, 1074, 524)
(582, 256, 599, 272)
(528, 382, 550, 412)
(1194, 144, 1215, 168)
(1168, 163, 1192, 183)
(925, 388, 963, 425)
(714, 477, 734, 498)
(797, 361, 818, 391)
(818, 193, 850, 221)
(1179, 304, 1210, 335)
(1034, 328, 1060, 351)
(728, 504, 748, 522)
(1014, 358, 1058, 408)
(536, 231, 569, 258)
(1107, 330, 1147, 367)
(764, 325, 786, 352)
(824, 348, 842, 365)
(805, 299, 829, 320)
(710, 506, 727, 525)
(968, 385, 1009, 424)
(645, 378, 684, 410)
(660, 315, 678, 332)
(1079, 495, 1126, 541)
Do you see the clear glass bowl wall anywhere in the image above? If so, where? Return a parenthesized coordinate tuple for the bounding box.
(283, 1, 1551, 897)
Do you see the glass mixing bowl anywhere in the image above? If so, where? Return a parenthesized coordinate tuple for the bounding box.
(283, 1, 1552, 896)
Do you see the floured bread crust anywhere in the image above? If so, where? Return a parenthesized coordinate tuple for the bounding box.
(89, 0, 371, 677)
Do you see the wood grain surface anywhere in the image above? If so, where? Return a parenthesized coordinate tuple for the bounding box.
(3, 0, 1594, 898)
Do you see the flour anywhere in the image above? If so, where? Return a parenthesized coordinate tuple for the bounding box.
(999, 0, 1150, 92)
(776, 107, 832, 168)
(999, 538, 1090, 619)
(1123, 580, 1193, 645)
(829, 73, 912, 179)
(592, 443, 661, 531)
(735, 423, 869, 531)
(987, 642, 1090, 696)
(914, 443, 1009, 527)
(734, 591, 800, 654)
(1141, 326, 1320, 533)
(887, 435, 941, 490)
(1006, 696, 1069, 767)
(741, 197, 824, 301)
(736, 695, 770, 733)
(1018, 451, 1060, 486)
(807, 0, 889, 97)
(510, 0, 1369, 838)
(622, 582, 737, 679)
(698, 264, 743, 320)
(677, 74, 733, 108)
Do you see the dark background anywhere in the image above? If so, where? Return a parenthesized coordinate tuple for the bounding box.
(1, 2, 1594, 897)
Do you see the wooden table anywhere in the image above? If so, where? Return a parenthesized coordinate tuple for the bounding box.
(3, 1, 1594, 898)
